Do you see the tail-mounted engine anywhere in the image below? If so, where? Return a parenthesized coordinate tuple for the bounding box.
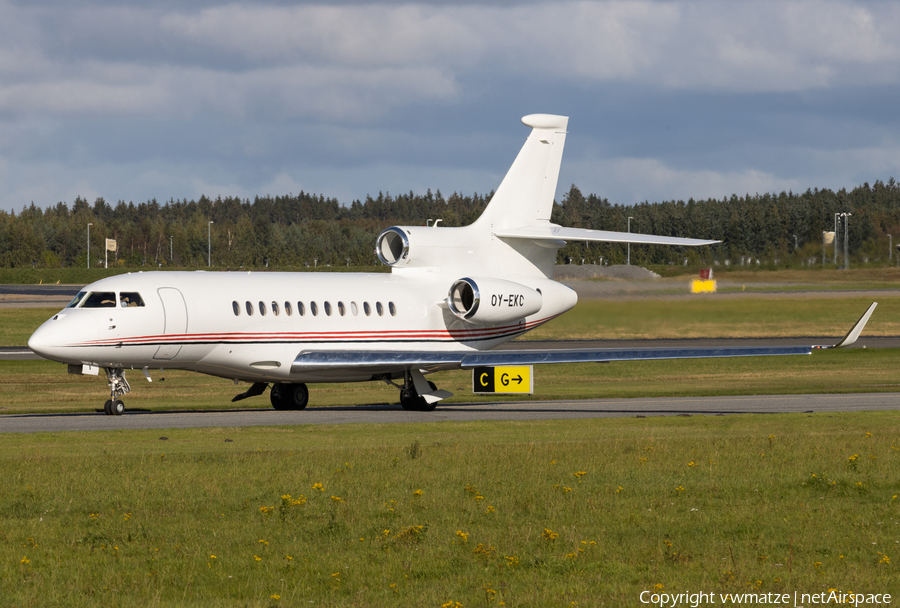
(375, 227, 411, 267)
(447, 277, 542, 324)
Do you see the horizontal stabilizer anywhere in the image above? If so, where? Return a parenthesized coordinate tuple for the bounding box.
(495, 226, 719, 247)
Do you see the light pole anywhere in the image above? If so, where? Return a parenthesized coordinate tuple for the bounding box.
(833, 213, 839, 265)
(841, 212, 851, 270)
(208, 221, 214, 267)
(170, 236, 173, 262)
(87, 223, 92, 269)
(627, 216, 633, 265)
(889, 234, 892, 263)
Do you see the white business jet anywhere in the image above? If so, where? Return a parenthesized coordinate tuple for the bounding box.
(28, 114, 876, 415)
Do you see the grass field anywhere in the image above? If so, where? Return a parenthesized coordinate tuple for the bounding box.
(3, 273, 900, 606)
(2, 414, 899, 607)
(2, 348, 900, 415)
(523, 296, 900, 340)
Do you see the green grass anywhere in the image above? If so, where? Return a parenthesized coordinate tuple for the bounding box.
(2, 414, 899, 606)
(525, 296, 900, 340)
(2, 348, 899, 415)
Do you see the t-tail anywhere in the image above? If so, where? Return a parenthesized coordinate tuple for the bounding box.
(374, 114, 718, 281)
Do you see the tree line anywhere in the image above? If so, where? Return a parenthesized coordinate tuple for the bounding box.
(2, 179, 899, 269)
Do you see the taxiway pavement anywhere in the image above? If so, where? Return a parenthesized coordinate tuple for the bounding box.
(2, 392, 898, 433)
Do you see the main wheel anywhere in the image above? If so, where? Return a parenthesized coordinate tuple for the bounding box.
(103, 399, 113, 415)
(270, 383, 309, 411)
(111, 399, 125, 416)
(285, 383, 308, 410)
(399, 384, 437, 412)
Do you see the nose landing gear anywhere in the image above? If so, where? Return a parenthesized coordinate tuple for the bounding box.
(102, 367, 131, 416)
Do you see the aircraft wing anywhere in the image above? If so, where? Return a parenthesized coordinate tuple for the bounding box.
(494, 225, 720, 247)
(291, 302, 876, 374)
(291, 345, 810, 374)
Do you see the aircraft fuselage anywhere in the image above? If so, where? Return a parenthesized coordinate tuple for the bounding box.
(28, 270, 577, 384)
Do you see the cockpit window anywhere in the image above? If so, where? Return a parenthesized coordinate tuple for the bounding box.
(66, 291, 87, 308)
(119, 292, 145, 307)
(81, 292, 117, 308)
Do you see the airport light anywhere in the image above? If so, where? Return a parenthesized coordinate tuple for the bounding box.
(208, 221, 214, 267)
(833, 213, 839, 265)
(627, 216, 633, 265)
(841, 213, 851, 269)
(87, 223, 92, 269)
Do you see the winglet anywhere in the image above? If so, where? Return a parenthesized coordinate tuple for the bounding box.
(814, 302, 877, 349)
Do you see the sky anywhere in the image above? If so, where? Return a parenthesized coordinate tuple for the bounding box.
(1, 0, 899, 213)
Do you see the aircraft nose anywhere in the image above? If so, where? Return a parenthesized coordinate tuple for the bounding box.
(28, 313, 99, 363)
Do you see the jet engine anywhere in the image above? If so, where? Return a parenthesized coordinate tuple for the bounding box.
(447, 277, 542, 324)
(375, 227, 411, 267)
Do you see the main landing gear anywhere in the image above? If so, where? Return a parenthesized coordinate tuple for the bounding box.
(103, 367, 131, 416)
(396, 369, 444, 412)
(400, 380, 438, 412)
(270, 383, 309, 411)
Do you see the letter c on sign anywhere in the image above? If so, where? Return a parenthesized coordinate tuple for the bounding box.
(480, 373, 488, 387)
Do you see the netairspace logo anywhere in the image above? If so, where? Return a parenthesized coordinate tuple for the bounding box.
(639, 590, 892, 607)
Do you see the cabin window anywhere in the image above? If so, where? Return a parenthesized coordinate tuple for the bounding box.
(376, 302, 384, 316)
(338, 302, 345, 316)
(284, 302, 292, 316)
(310, 301, 318, 316)
(258, 301, 266, 316)
(246, 301, 253, 316)
(389, 302, 397, 316)
(82, 292, 117, 308)
(66, 291, 87, 308)
(350, 302, 358, 316)
(363, 302, 371, 316)
(324, 302, 332, 316)
(232, 301, 240, 316)
(120, 292, 145, 307)
(298, 302, 306, 316)
(272, 301, 280, 316)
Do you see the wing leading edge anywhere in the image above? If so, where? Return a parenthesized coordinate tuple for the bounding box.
(290, 302, 876, 375)
(290, 345, 811, 374)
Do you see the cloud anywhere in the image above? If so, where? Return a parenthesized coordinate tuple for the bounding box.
(0, 0, 899, 212)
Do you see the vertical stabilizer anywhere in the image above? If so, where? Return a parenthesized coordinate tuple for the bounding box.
(474, 114, 569, 230)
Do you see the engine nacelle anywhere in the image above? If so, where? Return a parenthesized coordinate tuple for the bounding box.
(447, 277, 543, 324)
(375, 227, 411, 267)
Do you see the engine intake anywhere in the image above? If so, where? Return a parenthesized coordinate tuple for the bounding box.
(447, 277, 542, 324)
(375, 227, 410, 266)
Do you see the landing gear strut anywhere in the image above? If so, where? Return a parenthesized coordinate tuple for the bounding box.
(103, 368, 131, 416)
(399, 371, 438, 412)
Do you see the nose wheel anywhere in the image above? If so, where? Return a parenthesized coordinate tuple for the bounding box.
(104, 399, 125, 416)
(102, 368, 131, 416)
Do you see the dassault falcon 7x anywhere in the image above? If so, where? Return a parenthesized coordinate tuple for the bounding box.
(28, 114, 877, 415)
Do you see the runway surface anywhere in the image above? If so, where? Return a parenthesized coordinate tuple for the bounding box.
(2, 392, 899, 433)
